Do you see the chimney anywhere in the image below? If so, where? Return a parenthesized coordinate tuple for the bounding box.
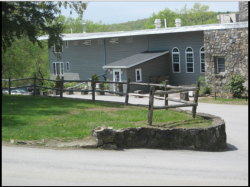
(175, 18, 181, 27)
(154, 19, 161, 29)
(82, 22, 86, 33)
(164, 18, 167, 28)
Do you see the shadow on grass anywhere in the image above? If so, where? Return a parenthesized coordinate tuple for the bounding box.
(1, 95, 128, 127)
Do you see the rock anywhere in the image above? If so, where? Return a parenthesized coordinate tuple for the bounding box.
(10, 140, 14, 144)
(16, 141, 27, 144)
(91, 111, 227, 151)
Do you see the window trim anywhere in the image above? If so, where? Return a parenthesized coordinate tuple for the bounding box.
(66, 62, 70, 71)
(200, 46, 205, 73)
(126, 37, 133, 43)
(52, 42, 63, 53)
(53, 62, 64, 76)
(185, 46, 194, 73)
(65, 40, 68, 48)
(172, 47, 181, 73)
(113, 69, 121, 92)
(217, 57, 225, 74)
(135, 69, 142, 82)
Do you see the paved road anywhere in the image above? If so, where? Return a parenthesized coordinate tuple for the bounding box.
(2, 95, 248, 186)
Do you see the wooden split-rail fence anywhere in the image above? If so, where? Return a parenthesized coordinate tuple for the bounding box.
(3, 76, 200, 126)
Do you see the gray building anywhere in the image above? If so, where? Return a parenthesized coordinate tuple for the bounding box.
(38, 3, 248, 93)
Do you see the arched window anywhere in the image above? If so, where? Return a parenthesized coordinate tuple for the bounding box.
(186, 47, 194, 73)
(200, 47, 205, 73)
(172, 47, 180, 73)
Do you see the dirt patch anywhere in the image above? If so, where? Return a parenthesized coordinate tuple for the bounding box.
(2, 136, 98, 150)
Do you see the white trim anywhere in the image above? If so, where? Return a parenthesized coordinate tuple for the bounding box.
(66, 62, 70, 71)
(53, 62, 64, 76)
(135, 69, 142, 82)
(110, 38, 118, 44)
(103, 51, 169, 69)
(185, 46, 194, 73)
(217, 57, 225, 73)
(113, 69, 121, 92)
(126, 37, 133, 43)
(65, 40, 68, 48)
(200, 46, 205, 73)
(172, 47, 181, 73)
(53, 42, 63, 53)
(38, 22, 248, 41)
(83, 40, 91, 45)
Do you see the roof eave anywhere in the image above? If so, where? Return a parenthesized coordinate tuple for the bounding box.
(102, 51, 169, 69)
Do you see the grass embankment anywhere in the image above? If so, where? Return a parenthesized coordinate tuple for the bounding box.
(198, 97, 248, 105)
(2, 95, 211, 142)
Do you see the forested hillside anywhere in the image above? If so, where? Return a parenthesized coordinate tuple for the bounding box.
(109, 18, 148, 31)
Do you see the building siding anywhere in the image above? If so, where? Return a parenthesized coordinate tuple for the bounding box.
(148, 31, 205, 86)
(126, 54, 168, 93)
(49, 39, 106, 80)
(105, 35, 148, 64)
(49, 31, 204, 87)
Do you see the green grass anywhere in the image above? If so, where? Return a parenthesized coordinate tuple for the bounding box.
(198, 97, 248, 105)
(2, 95, 212, 142)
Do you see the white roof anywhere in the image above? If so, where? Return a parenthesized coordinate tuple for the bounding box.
(37, 22, 248, 41)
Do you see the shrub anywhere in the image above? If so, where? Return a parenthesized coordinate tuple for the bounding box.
(55, 74, 61, 88)
(226, 73, 246, 98)
(91, 73, 99, 87)
(40, 80, 53, 92)
(198, 76, 211, 94)
(104, 83, 109, 90)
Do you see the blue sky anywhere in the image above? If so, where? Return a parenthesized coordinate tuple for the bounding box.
(61, 1, 240, 24)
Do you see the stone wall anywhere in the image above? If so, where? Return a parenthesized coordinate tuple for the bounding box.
(91, 110, 227, 151)
(204, 28, 248, 91)
(239, 1, 248, 22)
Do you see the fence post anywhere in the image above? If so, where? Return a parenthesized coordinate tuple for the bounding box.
(8, 77, 11, 95)
(147, 86, 155, 126)
(125, 77, 131, 105)
(34, 75, 36, 97)
(60, 76, 64, 98)
(192, 81, 200, 118)
(92, 76, 95, 101)
(164, 80, 169, 109)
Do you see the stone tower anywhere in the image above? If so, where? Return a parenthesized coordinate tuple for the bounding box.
(239, 1, 248, 22)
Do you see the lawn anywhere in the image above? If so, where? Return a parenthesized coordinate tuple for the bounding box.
(2, 95, 212, 142)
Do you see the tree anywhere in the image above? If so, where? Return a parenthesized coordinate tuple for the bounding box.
(146, 3, 218, 29)
(2, 1, 87, 57)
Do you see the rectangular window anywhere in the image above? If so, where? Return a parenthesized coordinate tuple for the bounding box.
(126, 37, 133, 43)
(66, 62, 70, 71)
(53, 62, 64, 76)
(110, 38, 118, 44)
(73, 41, 78, 45)
(173, 63, 180, 72)
(83, 40, 91, 45)
(187, 63, 194, 73)
(217, 58, 225, 73)
(65, 40, 68, 48)
(98, 39, 104, 44)
(172, 54, 180, 73)
(53, 42, 63, 53)
(135, 69, 142, 82)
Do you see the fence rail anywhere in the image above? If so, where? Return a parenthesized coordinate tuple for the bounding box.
(3, 76, 200, 125)
(125, 80, 200, 125)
